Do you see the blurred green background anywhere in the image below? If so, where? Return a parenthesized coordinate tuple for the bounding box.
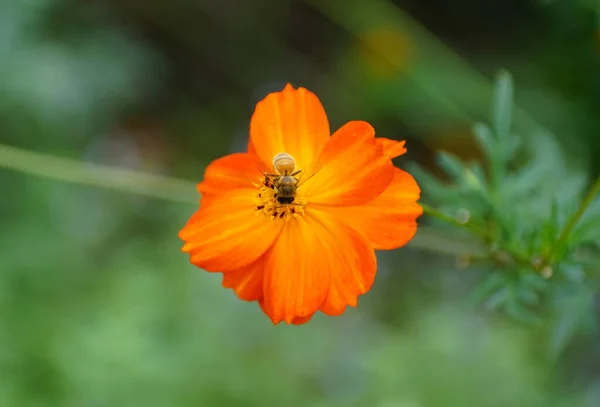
(1, 0, 600, 406)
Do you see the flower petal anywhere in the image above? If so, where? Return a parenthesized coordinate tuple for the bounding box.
(337, 167, 422, 250)
(249, 84, 330, 172)
(261, 213, 335, 325)
(258, 299, 316, 325)
(313, 210, 377, 316)
(377, 138, 407, 158)
(197, 153, 261, 203)
(179, 190, 282, 272)
(289, 314, 316, 325)
(222, 255, 266, 301)
(302, 121, 394, 206)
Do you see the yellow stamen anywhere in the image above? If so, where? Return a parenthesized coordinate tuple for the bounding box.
(254, 176, 305, 222)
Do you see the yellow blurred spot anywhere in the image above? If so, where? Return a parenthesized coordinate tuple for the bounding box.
(357, 26, 414, 78)
(530, 255, 544, 270)
(456, 255, 470, 270)
(541, 266, 553, 279)
(455, 208, 471, 225)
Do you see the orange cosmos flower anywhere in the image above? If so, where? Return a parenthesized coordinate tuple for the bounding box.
(179, 84, 422, 325)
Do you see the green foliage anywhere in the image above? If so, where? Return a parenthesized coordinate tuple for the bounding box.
(412, 70, 600, 356)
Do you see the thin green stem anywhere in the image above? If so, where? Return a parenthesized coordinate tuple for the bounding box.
(0, 143, 198, 204)
(549, 175, 600, 261)
(421, 203, 490, 239)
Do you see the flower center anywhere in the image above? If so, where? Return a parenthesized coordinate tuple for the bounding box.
(254, 170, 306, 222)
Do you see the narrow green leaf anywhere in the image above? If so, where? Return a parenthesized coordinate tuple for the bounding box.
(517, 288, 539, 306)
(469, 161, 487, 185)
(492, 69, 514, 142)
(506, 300, 543, 325)
(485, 286, 509, 311)
(505, 135, 522, 160)
(521, 273, 550, 291)
(465, 273, 506, 307)
(436, 151, 466, 182)
(472, 122, 495, 158)
(407, 163, 456, 202)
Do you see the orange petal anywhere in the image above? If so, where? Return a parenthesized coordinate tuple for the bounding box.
(262, 209, 376, 324)
(289, 313, 315, 325)
(337, 167, 422, 250)
(222, 255, 266, 301)
(312, 210, 377, 316)
(197, 153, 260, 203)
(258, 299, 316, 325)
(179, 190, 282, 272)
(303, 121, 394, 206)
(377, 138, 407, 159)
(248, 84, 330, 172)
(261, 212, 335, 325)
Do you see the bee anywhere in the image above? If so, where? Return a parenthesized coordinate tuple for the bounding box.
(258, 152, 322, 211)
(266, 153, 302, 205)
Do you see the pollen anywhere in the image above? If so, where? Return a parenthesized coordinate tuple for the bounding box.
(254, 176, 305, 221)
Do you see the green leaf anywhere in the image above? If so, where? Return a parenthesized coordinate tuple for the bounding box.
(472, 122, 495, 158)
(517, 287, 539, 306)
(521, 273, 550, 291)
(491, 69, 514, 142)
(485, 286, 509, 311)
(408, 163, 457, 202)
(465, 273, 506, 307)
(506, 300, 543, 325)
(436, 151, 466, 183)
(504, 135, 522, 162)
(469, 161, 488, 185)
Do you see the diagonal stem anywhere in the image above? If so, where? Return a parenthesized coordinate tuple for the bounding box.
(420, 203, 490, 239)
(549, 175, 600, 261)
(0, 143, 198, 204)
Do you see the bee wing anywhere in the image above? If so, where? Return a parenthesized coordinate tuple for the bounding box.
(296, 162, 324, 188)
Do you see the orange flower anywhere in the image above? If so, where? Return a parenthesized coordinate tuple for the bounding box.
(179, 84, 422, 325)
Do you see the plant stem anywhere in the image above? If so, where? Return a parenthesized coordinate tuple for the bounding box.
(420, 203, 490, 239)
(549, 175, 600, 261)
(0, 143, 198, 204)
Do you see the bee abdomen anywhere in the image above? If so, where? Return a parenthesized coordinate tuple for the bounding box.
(273, 153, 296, 175)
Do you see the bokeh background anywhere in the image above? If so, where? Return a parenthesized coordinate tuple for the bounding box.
(1, 0, 600, 406)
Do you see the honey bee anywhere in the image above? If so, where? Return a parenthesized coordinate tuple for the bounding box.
(265, 153, 302, 205)
(258, 152, 322, 211)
